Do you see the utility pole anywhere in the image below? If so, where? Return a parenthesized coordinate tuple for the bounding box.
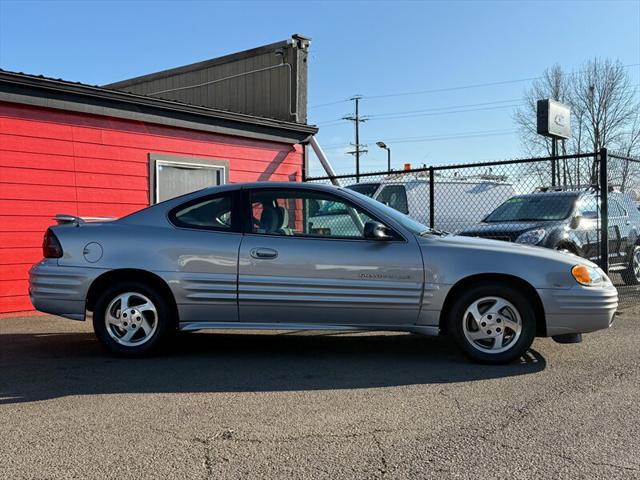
(343, 95, 368, 182)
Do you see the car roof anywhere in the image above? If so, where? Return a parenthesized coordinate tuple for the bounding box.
(199, 181, 343, 193)
(514, 190, 584, 199)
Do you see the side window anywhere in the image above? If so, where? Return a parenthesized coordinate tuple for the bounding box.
(250, 189, 378, 239)
(376, 185, 409, 214)
(171, 193, 234, 230)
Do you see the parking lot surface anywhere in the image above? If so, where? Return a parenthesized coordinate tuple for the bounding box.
(1, 311, 639, 480)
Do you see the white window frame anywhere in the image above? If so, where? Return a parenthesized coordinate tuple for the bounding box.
(149, 154, 229, 204)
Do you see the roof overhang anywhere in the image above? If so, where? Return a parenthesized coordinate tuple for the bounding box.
(0, 70, 317, 144)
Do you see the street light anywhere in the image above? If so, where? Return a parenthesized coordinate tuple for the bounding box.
(376, 141, 391, 172)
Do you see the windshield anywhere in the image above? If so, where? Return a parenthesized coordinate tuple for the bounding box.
(345, 188, 432, 235)
(346, 183, 380, 197)
(484, 195, 576, 222)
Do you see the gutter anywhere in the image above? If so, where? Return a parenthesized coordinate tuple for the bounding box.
(0, 71, 317, 144)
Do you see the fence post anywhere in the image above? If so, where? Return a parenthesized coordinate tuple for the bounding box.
(551, 140, 557, 186)
(599, 147, 609, 273)
(429, 166, 435, 228)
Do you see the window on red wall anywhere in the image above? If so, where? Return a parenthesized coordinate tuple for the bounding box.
(149, 154, 230, 203)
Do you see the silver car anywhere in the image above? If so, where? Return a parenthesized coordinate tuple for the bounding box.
(29, 182, 618, 364)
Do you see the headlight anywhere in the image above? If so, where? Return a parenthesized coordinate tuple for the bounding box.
(571, 265, 610, 287)
(515, 228, 546, 245)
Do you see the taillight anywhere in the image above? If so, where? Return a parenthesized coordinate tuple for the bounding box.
(43, 229, 63, 258)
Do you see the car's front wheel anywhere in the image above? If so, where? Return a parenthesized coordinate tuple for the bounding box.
(447, 283, 536, 364)
(621, 246, 640, 285)
(93, 281, 174, 355)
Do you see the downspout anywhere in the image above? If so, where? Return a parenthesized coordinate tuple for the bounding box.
(308, 135, 340, 186)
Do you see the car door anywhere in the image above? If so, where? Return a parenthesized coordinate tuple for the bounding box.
(608, 197, 630, 265)
(574, 194, 604, 262)
(165, 190, 242, 324)
(237, 186, 424, 326)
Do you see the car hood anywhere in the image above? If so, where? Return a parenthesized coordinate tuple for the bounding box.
(458, 220, 556, 239)
(417, 233, 599, 288)
(460, 220, 546, 232)
(425, 233, 588, 264)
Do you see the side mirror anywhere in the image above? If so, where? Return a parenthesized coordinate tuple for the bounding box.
(364, 221, 393, 240)
(570, 215, 582, 229)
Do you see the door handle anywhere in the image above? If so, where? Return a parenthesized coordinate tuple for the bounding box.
(250, 248, 278, 259)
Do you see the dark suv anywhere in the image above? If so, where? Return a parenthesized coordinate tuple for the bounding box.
(458, 189, 640, 284)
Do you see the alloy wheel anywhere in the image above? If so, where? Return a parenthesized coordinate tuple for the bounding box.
(462, 296, 523, 354)
(104, 292, 158, 347)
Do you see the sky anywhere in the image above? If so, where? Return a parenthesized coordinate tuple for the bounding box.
(0, 0, 639, 176)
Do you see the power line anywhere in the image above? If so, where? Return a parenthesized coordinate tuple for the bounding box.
(310, 63, 640, 108)
(308, 98, 350, 109)
(375, 129, 518, 145)
(316, 102, 524, 127)
(315, 98, 523, 125)
(320, 128, 517, 149)
(367, 98, 522, 118)
(367, 103, 525, 122)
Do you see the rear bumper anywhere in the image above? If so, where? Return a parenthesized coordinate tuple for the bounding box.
(28, 260, 101, 321)
(538, 284, 618, 336)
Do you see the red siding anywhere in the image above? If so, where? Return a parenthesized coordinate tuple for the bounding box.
(0, 102, 303, 314)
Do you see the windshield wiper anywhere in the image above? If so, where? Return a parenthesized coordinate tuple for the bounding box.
(486, 217, 542, 222)
(420, 228, 449, 236)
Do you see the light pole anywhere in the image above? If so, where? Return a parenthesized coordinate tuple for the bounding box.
(376, 141, 391, 172)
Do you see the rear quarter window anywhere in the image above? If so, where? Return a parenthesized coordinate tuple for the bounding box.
(169, 193, 236, 231)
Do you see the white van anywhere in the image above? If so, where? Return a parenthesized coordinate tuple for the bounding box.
(309, 173, 516, 235)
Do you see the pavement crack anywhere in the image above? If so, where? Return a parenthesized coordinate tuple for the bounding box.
(203, 444, 214, 480)
(196, 434, 230, 480)
(371, 431, 389, 479)
(218, 429, 393, 445)
(438, 387, 462, 412)
(552, 452, 640, 473)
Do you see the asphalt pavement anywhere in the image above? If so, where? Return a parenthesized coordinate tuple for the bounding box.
(1, 310, 639, 479)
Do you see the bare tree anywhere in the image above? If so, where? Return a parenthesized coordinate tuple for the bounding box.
(571, 59, 637, 152)
(513, 65, 574, 187)
(514, 64, 570, 157)
(515, 59, 639, 187)
(611, 113, 640, 192)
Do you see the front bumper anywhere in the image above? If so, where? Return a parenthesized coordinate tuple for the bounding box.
(537, 284, 618, 336)
(29, 260, 101, 321)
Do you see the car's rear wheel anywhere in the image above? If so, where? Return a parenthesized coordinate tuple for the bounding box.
(93, 281, 173, 355)
(621, 246, 640, 285)
(447, 283, 536, 364)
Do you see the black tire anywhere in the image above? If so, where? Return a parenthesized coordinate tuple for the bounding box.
(93, 281, 174, 356)
(447, 282, 536, 364)
(621, 246, 640, 286)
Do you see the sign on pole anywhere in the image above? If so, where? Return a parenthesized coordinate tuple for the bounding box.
(536, 99, 571, 140)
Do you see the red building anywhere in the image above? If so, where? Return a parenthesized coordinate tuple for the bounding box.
(0, 38, 316, 315)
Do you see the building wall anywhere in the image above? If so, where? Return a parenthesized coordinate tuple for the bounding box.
(105, 35, 310, 123)
(0, 101, 303, 314)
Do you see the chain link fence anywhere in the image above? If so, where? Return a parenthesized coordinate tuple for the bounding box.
(305, 150, 640, 309)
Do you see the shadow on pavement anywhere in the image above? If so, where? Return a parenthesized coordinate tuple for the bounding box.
(0, 331, 546, 404)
